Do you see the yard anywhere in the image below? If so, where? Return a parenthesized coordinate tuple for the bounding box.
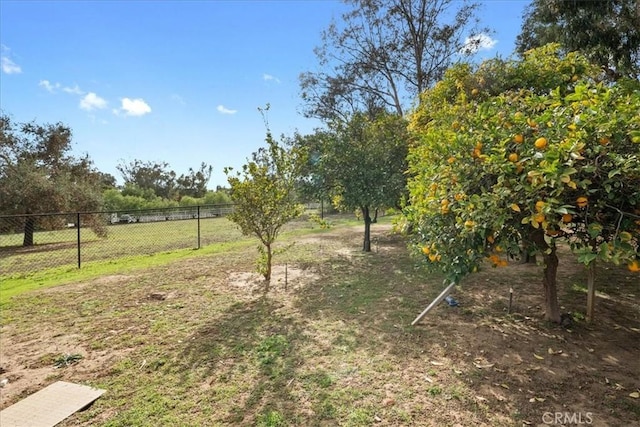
(0, 216, 638, 426)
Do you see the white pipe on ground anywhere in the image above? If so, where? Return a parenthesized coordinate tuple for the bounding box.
(411, 282, 457, 326)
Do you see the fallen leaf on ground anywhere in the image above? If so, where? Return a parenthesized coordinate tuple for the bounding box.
(473, 362, 495, 369)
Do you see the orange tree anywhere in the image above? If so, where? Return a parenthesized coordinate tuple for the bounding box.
(404, 44, 640, 323)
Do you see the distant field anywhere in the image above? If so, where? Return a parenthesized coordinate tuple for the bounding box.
(0, 215, 319, 277)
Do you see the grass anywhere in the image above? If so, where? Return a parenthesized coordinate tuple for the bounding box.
(0, 215, 638, 426)
(0, 214, 360, 306)
(0, 217, 246, 275)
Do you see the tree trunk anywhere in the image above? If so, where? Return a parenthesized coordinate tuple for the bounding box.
(23, 216, 35, 247)
(586, 261, 596, 323)
(372, 208, 378, 224)
(542, 246, 561, 323)
(532, 228, 561, 323)
(264, 243, 272, 288)
(362, 206, 372, 252)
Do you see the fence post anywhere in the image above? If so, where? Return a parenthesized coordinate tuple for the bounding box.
(76, 212, 81, 269)
(197, 205, 201, 249)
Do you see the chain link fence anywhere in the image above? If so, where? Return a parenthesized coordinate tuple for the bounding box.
(1, 204, 326, 277)
(0, 205, 234, 276)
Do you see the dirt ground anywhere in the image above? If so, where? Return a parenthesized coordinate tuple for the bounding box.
(0, 222, 638, 426)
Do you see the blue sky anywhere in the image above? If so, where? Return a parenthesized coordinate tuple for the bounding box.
(1, 0, 529, 189)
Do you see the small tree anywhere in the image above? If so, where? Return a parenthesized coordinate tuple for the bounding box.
(405, 45, 640, 323)
(297, 112, 409, 251)
(224, 111, 304, 284)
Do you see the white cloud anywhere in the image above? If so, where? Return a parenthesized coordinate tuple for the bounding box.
(462, 33, 497, 54)
(63, 84, 84, 95)
(1, 56, 22, 74)
(80, 92, 108, 111)
(120, 98, 151, 116)
(39, 80, 84, 95)
(263, 73, 281, 83)
(217, 105, 237, 115)
(39, 80, 61, 93)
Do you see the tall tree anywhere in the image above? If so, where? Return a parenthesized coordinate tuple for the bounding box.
(0, 114, 105, 246)
(117, 159, 178, 200)
(224, 108, 304, 284)
(176, 162, 213, 198)
(516, 0, 640, 79)
(117, 160, 213, 200)
(300, 0, 484, 120)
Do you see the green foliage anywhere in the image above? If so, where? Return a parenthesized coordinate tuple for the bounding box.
(405, 45, 640, 319)
(325, 113, 409, 213)
(53, 353, 83, 368)
(0, 114, 106, 244)
(308, 213, 331, 229)
(117, 160, 213, 201)
(516, 0, 640, 79)
(102, 188, 229, 212)
(256, 334, 290, 368)
(225, 113, 304, 281)
(256, 409, 286, 427)
(297, 112, 408, 251)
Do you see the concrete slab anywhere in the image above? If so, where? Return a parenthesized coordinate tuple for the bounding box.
(0, 381, 105, 427)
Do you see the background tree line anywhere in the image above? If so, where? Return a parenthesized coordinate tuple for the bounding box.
(0, 113, 230, 245)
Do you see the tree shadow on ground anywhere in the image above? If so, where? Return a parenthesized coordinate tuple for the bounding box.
(290, 229, 640, 426)
(181, 296, 308, 425)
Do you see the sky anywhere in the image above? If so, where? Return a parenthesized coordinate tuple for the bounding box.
(1, 0, 530, 189)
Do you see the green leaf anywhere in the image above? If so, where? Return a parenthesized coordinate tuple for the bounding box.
(578, 252, 597, 265)
(608, 169, 621, 179)
(588, 223, 603, 239)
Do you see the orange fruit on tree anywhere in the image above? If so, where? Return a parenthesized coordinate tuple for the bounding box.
(513, 134, 524, 144)
(448, 156, 456, 164)
(535, 201, 545, 212)
(562, 213, 573, 223)
(533, 213, 545, 224)
(534, 137, 548, 149)
(422, 246, 431, 255)
(576, 196, 588, 208)
(628, 260, 640, 272)
(471, 88, 479, 96)
(598, 137, 610, 146)
(508, 153, 519, 162)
